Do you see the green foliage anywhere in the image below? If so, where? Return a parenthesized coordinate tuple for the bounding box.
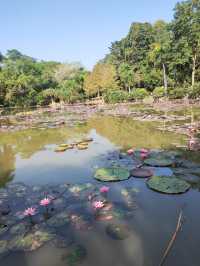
(153, 87, 165, 98)
(84, 63, 118, 96)
(188, 83, 200, 99)
(168, 87, 187, 99)
(103, 90, 129, 103)
(0, 50, 86, 107)
(132, 88, 149, 100)
(1, 0, 200, 106)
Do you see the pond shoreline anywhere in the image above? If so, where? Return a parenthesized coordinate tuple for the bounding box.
(0, 101, 200, 139)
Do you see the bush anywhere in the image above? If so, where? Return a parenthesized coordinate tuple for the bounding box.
(188, 83, 200, 99)
(103, 90, 129, 103)
(168, 87, 187, 99)
(132, 88, 149, 100)
(153, 87, 165, 99)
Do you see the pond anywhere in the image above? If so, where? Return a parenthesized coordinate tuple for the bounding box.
(0, 108, 200, 266)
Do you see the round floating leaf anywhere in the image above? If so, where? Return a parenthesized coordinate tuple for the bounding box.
(82, 137, 93, 142)
(47, 211, 70, 228)
(178, 174, 200, 185)
(55, 146, 67, 152)
(130, 168, 153, 178)
(9, 230, 55, 251)
(62, 244, 87, 266)
(94, 168, 130, 182)
(0, 240, 8, 257)
(106, 223, 130, 240)
(144, 158, 174, 167)
(59, 144, 74, 149)
(147, 176, 190, 194)
(77, 144, 88, 150)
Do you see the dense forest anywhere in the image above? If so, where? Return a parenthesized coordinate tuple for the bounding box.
(0, 0, 200, 107)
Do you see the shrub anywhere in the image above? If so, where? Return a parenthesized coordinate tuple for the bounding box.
(103, 90, 129, 103)
(132, 88, 149, 100)
(143, 96, 154, 104)
(168, 87, 187, 99)
(188, 83, 200, 99)
(153, 87, 165, 99)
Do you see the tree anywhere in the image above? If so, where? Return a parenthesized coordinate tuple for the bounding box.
(84, 63, 118, 97)
(148, 20, 171, 95)
(118, 63, 134, 93)
(54, 62, 82, 83)
(171, 0, 200, 87)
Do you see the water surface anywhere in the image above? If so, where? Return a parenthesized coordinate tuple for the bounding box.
(0, 111, 200, 266)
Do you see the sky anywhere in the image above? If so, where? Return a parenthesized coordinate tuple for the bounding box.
(1, 0, 178, 69)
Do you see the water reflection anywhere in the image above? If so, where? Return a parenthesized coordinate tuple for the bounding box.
(0, 145, 15, 186)
(0, 116, 188, 187)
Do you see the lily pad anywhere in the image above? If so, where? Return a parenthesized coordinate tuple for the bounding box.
(77, 144, 88, 150)
(144, 158, 174, 167)
(106, 223, 130, 240)
(55, 146, 67, 152)
(94, 167, 130, 182)
(10, 222, 29, 235)
(59, 144, 74, 149)
(82, 137, 93, 142)
(147, 176, 190, 194)
(177, 174, 200, 185)
(0, 240, 8, 257)
(47, 211, 70, 228)
(130, 168, 153, 178)
(62, 244, 87, 266)
(9, 230, 54, 251)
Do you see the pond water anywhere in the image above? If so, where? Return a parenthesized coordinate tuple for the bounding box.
(0, 109, 200, 266)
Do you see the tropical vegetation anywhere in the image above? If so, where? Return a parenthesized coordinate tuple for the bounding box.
(0, 0, 200, 107)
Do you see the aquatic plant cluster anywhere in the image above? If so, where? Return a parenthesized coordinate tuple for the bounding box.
(0, 147, 200, 263)
(0, 179, 137, 261)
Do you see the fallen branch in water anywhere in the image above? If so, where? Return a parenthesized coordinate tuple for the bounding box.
(159, 209, 183, 266)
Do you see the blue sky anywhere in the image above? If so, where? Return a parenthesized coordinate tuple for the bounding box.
(1, 0, 178, 69)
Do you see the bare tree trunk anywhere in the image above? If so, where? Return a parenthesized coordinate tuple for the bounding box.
(162, 63, 168, 97)
(128, 86, 131, 94)
(192, 54, 196, 87)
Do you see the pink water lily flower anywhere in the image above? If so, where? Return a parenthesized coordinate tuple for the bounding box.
(100, 186, 110, 193)
(140, 153, 148, 160)
(92, 201, 105, 210)
(140, 148, 149, 154)
(23, 207, 37, 217)
(127, 149, 134, 155)
(40, 197, 51, 206)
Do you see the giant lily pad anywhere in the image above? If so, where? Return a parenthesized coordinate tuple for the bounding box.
(177, 174, 200, 185)
(147, 176, 190, 194)
(94, 168, 130, 182)
(106, 223, 130, 240)
(144, 158, 174, 167)
(130, 168, 153, 178)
